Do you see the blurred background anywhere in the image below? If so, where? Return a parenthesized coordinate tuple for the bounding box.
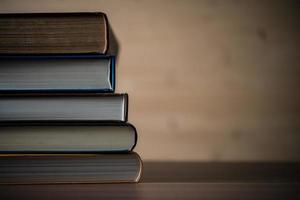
(1, 0, 299, 162)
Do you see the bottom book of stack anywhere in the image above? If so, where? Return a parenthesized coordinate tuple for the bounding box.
(0, 153, 142, 184)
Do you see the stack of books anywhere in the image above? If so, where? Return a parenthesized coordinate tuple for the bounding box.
(0, 12, 142, 184)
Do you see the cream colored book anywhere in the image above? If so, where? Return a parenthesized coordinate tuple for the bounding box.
(0, 122, 136, 152)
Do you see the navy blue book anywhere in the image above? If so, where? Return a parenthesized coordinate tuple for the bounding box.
(0, 55, 115, 93)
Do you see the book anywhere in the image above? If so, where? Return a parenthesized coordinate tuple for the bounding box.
(0, 122, 137, 153)
(0, 94, 128, 122)
(0, 55, 115, 93)
(0, 153, 142, 184)
(0, 12, 109, 54)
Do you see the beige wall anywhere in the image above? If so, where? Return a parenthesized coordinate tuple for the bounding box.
(1, 0, 299, 161)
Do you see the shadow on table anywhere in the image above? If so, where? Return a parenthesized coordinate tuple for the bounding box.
(141, 161, 300, 183)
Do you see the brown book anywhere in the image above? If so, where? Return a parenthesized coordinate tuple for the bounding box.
(0, 12, 108, 54)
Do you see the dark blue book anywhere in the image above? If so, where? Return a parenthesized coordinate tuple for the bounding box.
(0, 55, 115, 93)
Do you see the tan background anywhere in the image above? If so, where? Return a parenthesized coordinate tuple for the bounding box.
(1, 0, 299, 161)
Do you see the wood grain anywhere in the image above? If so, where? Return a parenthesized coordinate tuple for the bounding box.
(0, 183, 299, 200)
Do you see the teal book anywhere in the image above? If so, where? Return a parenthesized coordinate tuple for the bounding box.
(0, 55, 115, 93)
(0, 93, 128, 122)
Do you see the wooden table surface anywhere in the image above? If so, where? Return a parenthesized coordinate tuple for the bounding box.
(0, 183, 299, 200)
(0, 162, 299, 199)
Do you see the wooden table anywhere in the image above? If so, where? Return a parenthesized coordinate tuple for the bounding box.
(0, 162, 299, 199)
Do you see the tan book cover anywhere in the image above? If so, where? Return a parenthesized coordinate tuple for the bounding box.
(0, 12, 108, 54)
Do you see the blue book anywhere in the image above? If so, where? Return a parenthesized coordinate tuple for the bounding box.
(0, 55, 115, 93)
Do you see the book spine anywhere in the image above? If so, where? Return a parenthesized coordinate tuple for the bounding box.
(0, 55, 115, 93)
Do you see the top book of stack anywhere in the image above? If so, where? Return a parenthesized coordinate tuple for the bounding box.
(0, 12, 110, 55)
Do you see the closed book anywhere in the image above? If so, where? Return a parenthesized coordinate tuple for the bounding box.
(0, 122, 137, 153)
(0, 12, 109, 54)
(0, 153, 142, 184)
(0, 55, 115, 93)
(0, 94, 128, 122)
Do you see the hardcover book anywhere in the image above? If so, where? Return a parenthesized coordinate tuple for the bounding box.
(0, 55, 115, 92)
(0, 12, 109, 54)
(0, 122, 137, 153)
(0, 94, 128, 122)
(0, 153, 142, 184)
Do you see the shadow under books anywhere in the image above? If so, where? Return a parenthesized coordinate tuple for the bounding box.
(107, 23, 120, 61)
